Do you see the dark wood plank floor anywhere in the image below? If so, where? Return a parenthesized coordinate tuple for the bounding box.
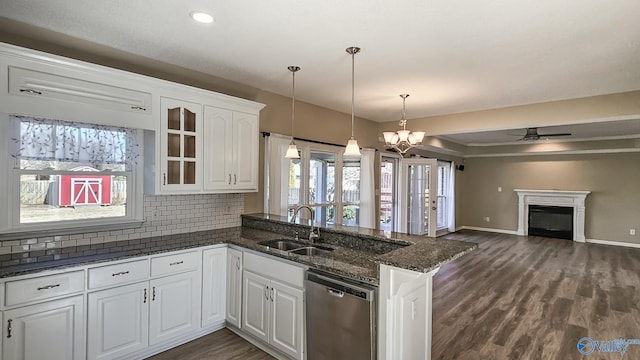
(149, 230, 640, 359)
(146, 328, 274, 360)
(433, 230, 640, 360)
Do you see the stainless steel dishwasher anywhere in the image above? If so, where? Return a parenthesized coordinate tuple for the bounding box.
(305, 270, 377, 360)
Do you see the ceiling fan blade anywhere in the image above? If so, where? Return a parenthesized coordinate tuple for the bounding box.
(539, 133, 572, 137)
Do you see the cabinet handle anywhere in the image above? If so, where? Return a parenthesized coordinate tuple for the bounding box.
(163, 173, 167, 185)
(37, 284, 61, 290)
(234, 174, 237, 185)
(236, 258, 240, 270)
(152, 286, 156, 301)
(169, 260, 184, 266)
(264, 286, 269, 300)
(131, 106, 147, 111)
(270, 287, 274, 302)
(144, 288, 148, 303)
(228, 174, 232, 185)
(112, 271, 130, 277)
(6, 319, 12, 338)
(19, 89, 42, 95)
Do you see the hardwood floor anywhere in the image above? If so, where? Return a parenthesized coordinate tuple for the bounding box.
(432, 230, 640, 360)
(148, 230, 640, 360)
(146, 328, 274, 360)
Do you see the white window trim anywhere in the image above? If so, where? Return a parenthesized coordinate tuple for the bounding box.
(0, 114, 145, 239)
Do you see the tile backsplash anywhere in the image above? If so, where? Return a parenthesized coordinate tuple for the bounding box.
(0, 194, 244, 255)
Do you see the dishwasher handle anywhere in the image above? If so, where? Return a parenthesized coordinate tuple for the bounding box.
(327, 288, 344, 298)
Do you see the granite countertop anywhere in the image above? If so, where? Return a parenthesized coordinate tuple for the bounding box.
(0, 214, 477, 285)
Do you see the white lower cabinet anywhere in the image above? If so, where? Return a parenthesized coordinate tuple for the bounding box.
(243, 269, 304, 360)
(149, 271, 201, 345)
(87, 282, 149, 360)
(202, 247, 227, 327)
(2, 295, 85, 360)
(226, 248, 243, 328)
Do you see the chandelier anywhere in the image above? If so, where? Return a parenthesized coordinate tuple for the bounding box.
(382, 94, 425, 155)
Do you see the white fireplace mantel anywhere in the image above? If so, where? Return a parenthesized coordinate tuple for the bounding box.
(514, 189, 591, 242)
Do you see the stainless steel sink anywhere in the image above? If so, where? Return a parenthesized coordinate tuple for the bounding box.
(259, 239, 309, 251)
(289, 246, 333, 256)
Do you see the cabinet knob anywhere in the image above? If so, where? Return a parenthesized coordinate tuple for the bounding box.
(228, 174, 232, 185)
(152, 286, 156, 301)
(264, 286, 269, 300)
(144, 288, 148, 303)
(234, 174, 237, 185)
(270, 287, 274, 301)
(236, 258, 240, 270)
(163, 173, 167, 185)
(6, 319, 12, 338)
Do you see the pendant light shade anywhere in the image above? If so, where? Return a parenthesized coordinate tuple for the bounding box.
(285, 66, 301, 159)
(344, 46, 361, 157)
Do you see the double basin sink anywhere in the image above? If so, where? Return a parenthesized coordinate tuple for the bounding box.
(258, 239, 334, 257)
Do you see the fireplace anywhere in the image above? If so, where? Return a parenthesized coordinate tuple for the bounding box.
(528, 205, 573, 240)
(514, 189, 590, 242)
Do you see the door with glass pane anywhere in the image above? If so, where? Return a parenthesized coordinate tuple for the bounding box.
(160, 97, 202, 192)
(399, 158, 438, 237)
(436, 161, 452, 235)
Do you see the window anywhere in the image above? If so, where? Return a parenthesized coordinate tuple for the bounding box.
(437, 161, 451, 229)
(2, 115, 143, 233)
(285, 144, 361, 226)
(379, 156, 399, 232)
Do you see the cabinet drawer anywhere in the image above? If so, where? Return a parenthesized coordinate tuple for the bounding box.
(244, 252, 305, 288)
(88, 259, 149, 289)
(5, 270, 85, 306)
(151, 251, 200, 277)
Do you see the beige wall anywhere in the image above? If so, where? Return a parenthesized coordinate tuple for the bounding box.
(457, 152, 640, 244)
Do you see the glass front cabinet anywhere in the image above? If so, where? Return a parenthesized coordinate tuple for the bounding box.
(160, 97, 203, 192)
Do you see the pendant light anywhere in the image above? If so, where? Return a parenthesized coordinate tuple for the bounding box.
(344, 46, 361, 157)
(285, 66, 301, 159)
(382, 94, 426, 155)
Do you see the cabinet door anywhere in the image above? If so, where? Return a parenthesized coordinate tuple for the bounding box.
(226, 248, 243, 328)
(149, 271, 201, 345)
(242, 270, 270, 343)
(87, 282, 149, 360)
(202, 247, 227, 327)
(160, 97, 202, 192)
(3, 295, 85, 360)
(203, 105, 233, 191)
(232, 111, 259, 191)
(270, 280, 304, 360)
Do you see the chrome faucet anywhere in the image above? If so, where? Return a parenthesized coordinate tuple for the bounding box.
(291, 205, 320, 243)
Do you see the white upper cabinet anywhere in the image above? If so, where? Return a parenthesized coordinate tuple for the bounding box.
(203, 106, 259, 192)
(158, 97, 203, 193)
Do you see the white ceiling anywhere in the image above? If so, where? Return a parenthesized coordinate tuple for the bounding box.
(437, 119, 640, 146)
(1, 0, 640, 123)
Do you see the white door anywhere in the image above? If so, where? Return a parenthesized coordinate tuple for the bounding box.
(149, 271, 201, 345)
(202, 247, 227, 327)
(399, 158, 439, 237)
(232, 111, 259, 190)
(87, 282, 149, 360)
(3, 295, 85, 360)
(242, 270, 270, 343)
(270, 280, 304, 360)
(203, 105, 233, 190)
(226, 248, 243, 328)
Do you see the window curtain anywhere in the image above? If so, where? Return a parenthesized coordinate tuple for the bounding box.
(447, 161, 456, 232)
(264, 133, 291, 216)
(10, 115, 139, 169)
(359, 148, 376, 229)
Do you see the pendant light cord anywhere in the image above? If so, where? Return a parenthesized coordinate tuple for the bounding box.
(350, 50, 355, 139)
(291, 69, 296, 140)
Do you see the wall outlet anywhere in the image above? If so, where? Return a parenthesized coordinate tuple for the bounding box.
(484, 216, 490, 222)
(631, 229, 636, 236)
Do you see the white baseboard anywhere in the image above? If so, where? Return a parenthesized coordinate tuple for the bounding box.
(586, 238, 640, 249)
(456, 226, 518, 235)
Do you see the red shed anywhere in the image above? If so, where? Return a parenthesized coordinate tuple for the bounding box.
(55, 166, 113, 207)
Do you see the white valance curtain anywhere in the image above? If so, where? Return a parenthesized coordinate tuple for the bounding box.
(10, 115, 139, 169)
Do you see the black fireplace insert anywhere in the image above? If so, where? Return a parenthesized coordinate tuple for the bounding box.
(528, 205, 573, 240)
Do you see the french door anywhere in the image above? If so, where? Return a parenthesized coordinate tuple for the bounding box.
(398, 158, 439, 237)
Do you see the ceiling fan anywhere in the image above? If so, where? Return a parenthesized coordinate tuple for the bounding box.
(513, 127, 572, 141)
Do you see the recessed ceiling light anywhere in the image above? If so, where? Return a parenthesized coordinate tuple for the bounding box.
(190, 11, 214, 24)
